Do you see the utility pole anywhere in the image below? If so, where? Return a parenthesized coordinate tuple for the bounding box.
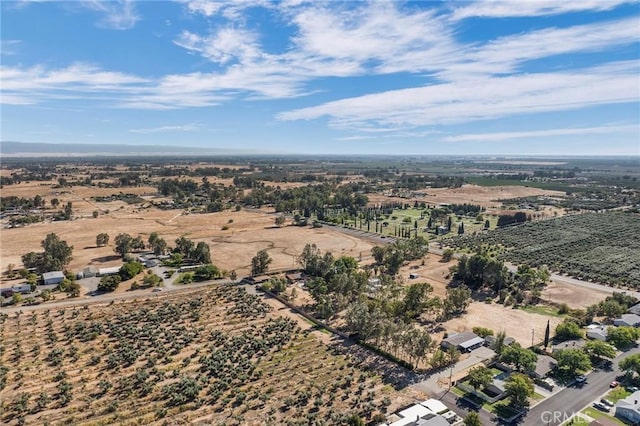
(531, 328, 535, 347)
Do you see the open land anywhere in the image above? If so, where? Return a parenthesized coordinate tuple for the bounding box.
(2, 155, 638, 425)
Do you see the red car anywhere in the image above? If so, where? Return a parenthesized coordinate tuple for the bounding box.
(610, 381, 619, 388)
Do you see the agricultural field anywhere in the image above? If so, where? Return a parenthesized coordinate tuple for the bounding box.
(0, 285, 417, 425)
(444, 212, 640, 286)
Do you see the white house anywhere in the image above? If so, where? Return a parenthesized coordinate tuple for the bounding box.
(586, 324, 608, 341)
(614, 314, 640, 327)
(42, 271, 65, 285)
(615, 390, 640, 424)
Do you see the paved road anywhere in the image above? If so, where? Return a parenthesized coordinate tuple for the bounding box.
(521, 346, 640, 426)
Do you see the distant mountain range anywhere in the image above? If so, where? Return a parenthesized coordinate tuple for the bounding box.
(0, 141, 256, 157)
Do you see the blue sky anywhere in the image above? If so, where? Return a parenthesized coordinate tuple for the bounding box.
(1, 0, 639, 155)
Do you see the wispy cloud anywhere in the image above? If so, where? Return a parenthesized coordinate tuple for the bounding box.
(1, 40, 22, 56)
(443, 124, 640, 142)
(278, 61, 640, 128)
(129, 123, 202, 133)
(82, 0, 139, 30)
(449, 0, 635, 21)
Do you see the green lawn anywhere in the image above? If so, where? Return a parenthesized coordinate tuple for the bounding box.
(607, 387, 631, 403)
(520, 304, 564, 317)
(581, 407, 626, 425)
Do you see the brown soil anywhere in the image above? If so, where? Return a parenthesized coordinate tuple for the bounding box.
(366, 184, 566, 210)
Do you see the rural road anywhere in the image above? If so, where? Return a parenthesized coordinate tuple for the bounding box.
(0, 278, 238, 315)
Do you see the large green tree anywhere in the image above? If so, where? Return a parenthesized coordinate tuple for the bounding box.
(443, 285, 472, 318)
(555, 321, 584, 342)
(555, 348, 591, 376)
(620, 353, 640, 376)
(584, 340, 616, 362)
(467, 366, 493, 394)
(608, 326, 640, 349)
(505, 373, 534, 409)
(21, 233, 73, 273)
(251, 249, 272, 276)
(499, 343, 537, 373)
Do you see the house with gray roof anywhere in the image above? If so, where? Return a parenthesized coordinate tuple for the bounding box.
(615, 390, 640, 424)
(441, 332, 485, 353)
(614, 314, 640, 327)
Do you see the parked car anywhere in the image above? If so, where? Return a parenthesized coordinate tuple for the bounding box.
(576, 375, 587, 384)
(593, 402, 609, 412)
(610, 380, 619, 388)
(627, 386, 639, 392)
(152, 288, 162, 293)
(601, 399, 614, 408)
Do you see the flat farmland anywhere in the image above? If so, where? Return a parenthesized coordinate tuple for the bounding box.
(0, 285, 418, 425)
(1, 207, 373, 281)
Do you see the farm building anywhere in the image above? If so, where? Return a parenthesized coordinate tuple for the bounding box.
(78, 266, 99, 279)
(98, 266, 121, 276)
(586, 324, 608, 341)
(42, 271, 65, 285)
(615, 391, 640, 424)
(12, 283, 32, 294)
(285, 272, 303, 283)
(441, 331, 484, 352)
(614, 314, 640, 327)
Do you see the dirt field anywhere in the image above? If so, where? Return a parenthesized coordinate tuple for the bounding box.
(366, 184, 566, 210)
(1, 206, 373, 281)
(541, 279, 610, 309)
(397, 254, 456, 298)
(443, 301, 564, 347)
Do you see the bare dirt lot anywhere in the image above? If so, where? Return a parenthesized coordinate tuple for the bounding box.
(541, 279, 610, 309)
(367, 184, 566, 210)
(443, 301, 564, 347)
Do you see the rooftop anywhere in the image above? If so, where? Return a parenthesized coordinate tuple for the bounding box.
(442, 331, 480, 348)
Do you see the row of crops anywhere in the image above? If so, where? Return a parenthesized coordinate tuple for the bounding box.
(0, 285, 404, 425)
(444, 212, 640, 286)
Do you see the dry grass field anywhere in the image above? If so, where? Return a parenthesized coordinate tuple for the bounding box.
(1, 205, 373, 282)
(366, 184, 566, 209)
(0, 285, 420, 426)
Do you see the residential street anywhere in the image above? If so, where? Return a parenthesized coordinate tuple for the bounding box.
(521, 346, 640, 426)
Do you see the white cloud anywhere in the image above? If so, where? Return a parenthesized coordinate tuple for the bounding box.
(1, 40, 22, 56)
(174, 27, 261, 64)
(82, 0, 139, 30)
(443, 124, 640, 142)
(181, 0, 272, 19)
(129, 123, 202, 133)
(450, 0, 635, 21)
(278, 61, 640, 128)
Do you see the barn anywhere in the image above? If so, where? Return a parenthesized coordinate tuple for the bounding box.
(42, 271, 65, 285)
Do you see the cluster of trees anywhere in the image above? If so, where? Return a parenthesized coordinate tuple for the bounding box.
(453, 254, 549, 306)
(371, 236, 429, 275)
(97, 261, 146, 292)
(466, 366, 534, 409)
(173, 236, 212, 265)
(21, 233, 73, 273)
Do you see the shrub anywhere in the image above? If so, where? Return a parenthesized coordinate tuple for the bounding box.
(98, 275, 122, 292)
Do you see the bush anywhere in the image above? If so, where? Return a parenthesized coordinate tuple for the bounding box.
(119, 261, 144, 280)
(98, 275, 122, 292)
(472, 327, 494, 337)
